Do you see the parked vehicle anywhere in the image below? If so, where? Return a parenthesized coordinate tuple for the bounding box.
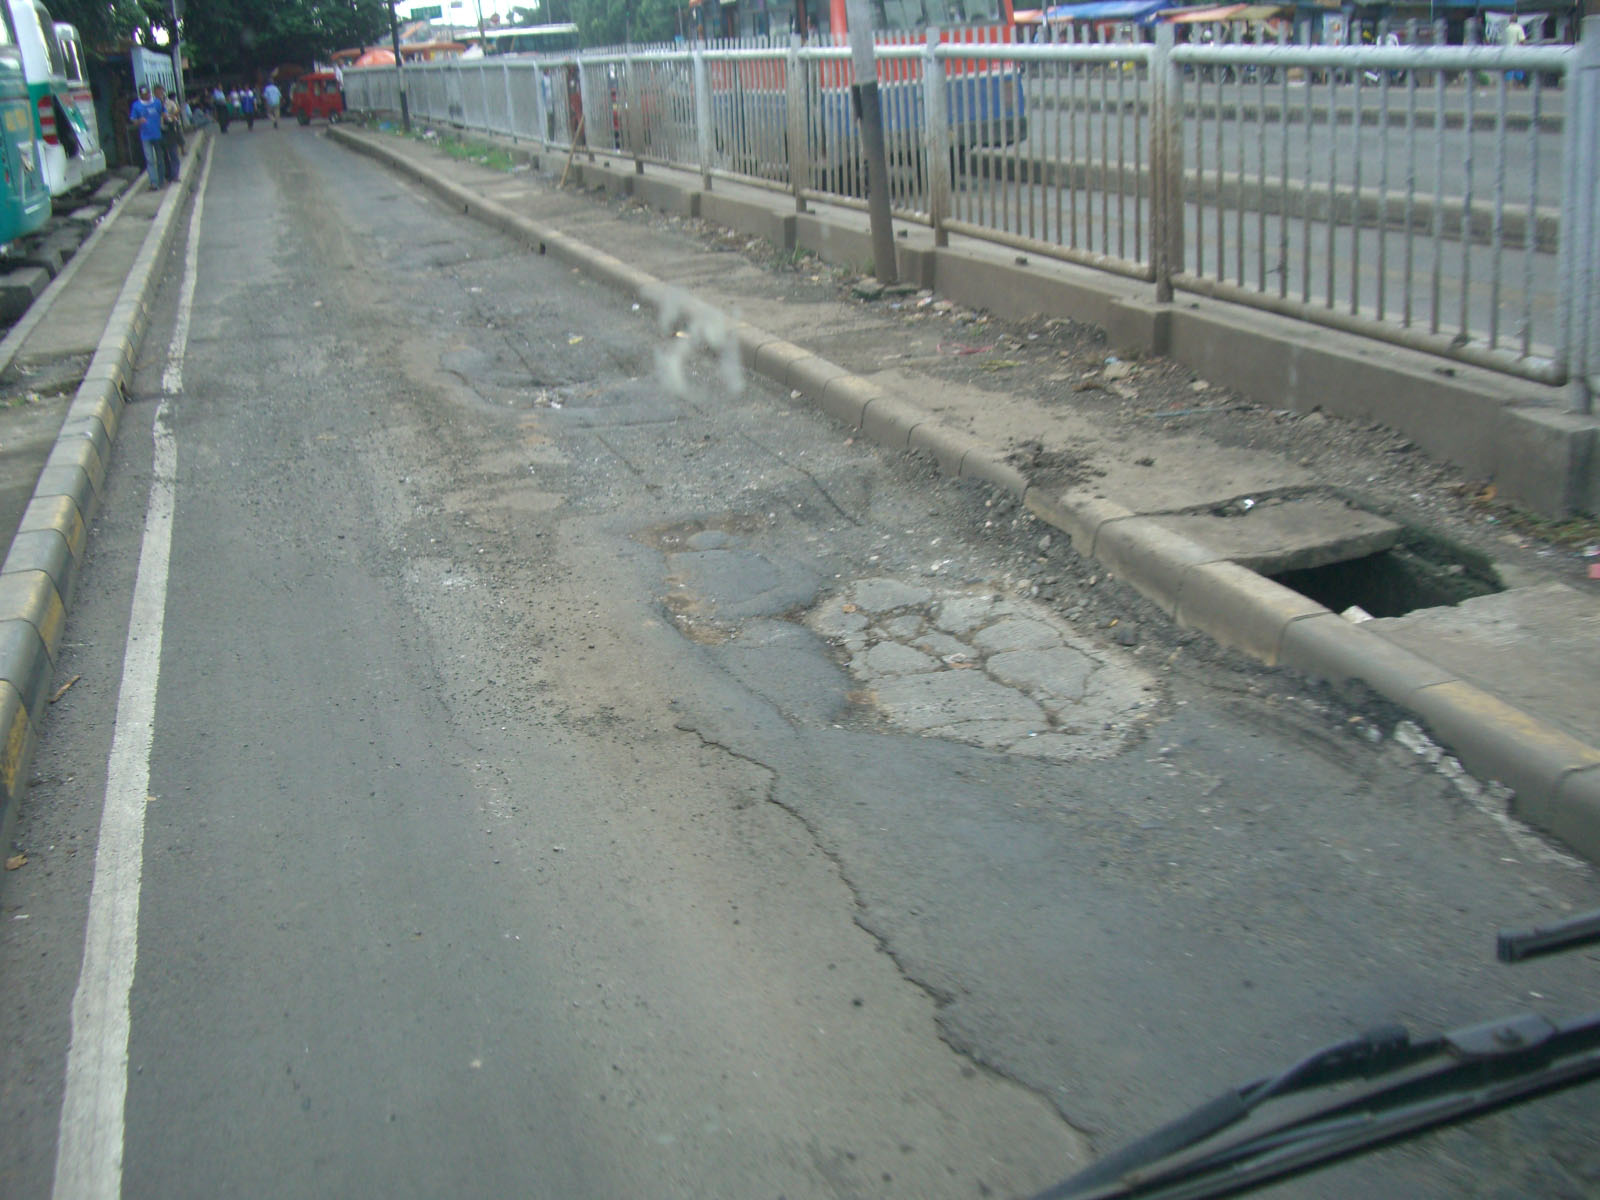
(3, 0, 102, 197)
(53, 23, 104, 180)
(290, 71, 344, 124)
(0, 3, 48, 250)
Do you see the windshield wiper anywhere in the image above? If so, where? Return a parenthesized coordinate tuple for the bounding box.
(1032, 907, 1600, 1200)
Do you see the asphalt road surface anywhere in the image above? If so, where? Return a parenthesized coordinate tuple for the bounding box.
(0, 128, 1596, 1199)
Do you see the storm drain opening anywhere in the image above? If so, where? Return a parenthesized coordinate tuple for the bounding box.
(1269, 531, 1503, 619)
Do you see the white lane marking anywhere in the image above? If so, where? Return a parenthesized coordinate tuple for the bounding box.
(160, 144, 212, 398)
(52, 143, 214, 1200)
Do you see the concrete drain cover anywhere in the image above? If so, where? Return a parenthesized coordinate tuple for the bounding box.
(807, 578, 1158, 760)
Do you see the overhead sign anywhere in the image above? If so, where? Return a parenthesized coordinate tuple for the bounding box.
(413, 4, 443, 17)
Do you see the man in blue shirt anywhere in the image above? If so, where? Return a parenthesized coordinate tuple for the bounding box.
(128, 84, 165, 189)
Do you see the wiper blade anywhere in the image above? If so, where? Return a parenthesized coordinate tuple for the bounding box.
(1033, 1007, 1600, 1200)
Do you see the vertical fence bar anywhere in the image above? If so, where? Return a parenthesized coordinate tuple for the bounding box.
(1521, 74, 1540, 359)
(1458, 57, 1475, 339)
(1193, 55, 1205, 278)
(1301, 62, 1312, 304)
(1429, 56, 1444, 332)
(1133, 56, 1144, 265)
(1278, 26, 1290, 299)
(1376, 62, 1389, 319)
(1403, 59, 1417, 325)
(1489, 71, 1507, 348)
(1212, 60, 1222, 280)
(1350, 69, 1362, 315)
(1255, 56, 1265, 291)
(1114, 54, 1126, 261)
(1052, 45, 1064, 248)
(1233, 59, 1244, 286)
(1325, 66, 1337, 307)
(1068, 54, 1079, 248)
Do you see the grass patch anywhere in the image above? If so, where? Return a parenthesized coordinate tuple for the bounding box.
(406, 127, 515, 171)
(1473, 496, 1600, 554)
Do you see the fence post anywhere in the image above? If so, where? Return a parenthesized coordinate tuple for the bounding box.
(578, 57, 596, 161)
(1151, 22, 1183, 302)
(501, 60, 517, 142)
(923, 26, 951, 248)
(694, 45, 714, 191)
(1559, 16, 1600, 413)
(625, 50, 644, 173)
(787, 34, 809, 212)
(533, 65, 550, 148)
(845, 0, 899, 283)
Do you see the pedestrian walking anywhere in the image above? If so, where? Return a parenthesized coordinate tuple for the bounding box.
(263, 79, 282, 128)
(158, 84, 183, 185)
(128, 83, 165, 189)
(212, 84, 229, 132)
(240, 87, 256, 131)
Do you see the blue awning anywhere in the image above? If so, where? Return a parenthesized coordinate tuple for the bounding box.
(1045, 0, 1170, 23)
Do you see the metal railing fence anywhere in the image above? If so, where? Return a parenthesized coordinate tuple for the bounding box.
(344, 19, 1600, 408)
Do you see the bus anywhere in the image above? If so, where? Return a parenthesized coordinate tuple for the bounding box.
(5, 0, 102, 198)
(0, 1, 48, 250)
(53, 23, 104, 183)
(482, 23, 582, 56)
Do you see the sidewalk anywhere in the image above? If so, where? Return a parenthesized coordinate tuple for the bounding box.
(328, 123, 1600, 864)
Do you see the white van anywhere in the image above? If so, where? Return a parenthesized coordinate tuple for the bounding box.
(2, 0, 102, 197)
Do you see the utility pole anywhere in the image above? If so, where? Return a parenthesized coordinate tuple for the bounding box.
(843, 0, 896, 284)
(389, 0, 411, 131)
(169, 0, 188, 110)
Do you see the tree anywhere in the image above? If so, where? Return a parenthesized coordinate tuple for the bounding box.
(48, 0, 165, 53)
(570, 0, 676, 46)
(181, 0, 392, 78)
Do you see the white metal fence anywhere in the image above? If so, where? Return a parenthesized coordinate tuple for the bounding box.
(345, 20, 1600, 408)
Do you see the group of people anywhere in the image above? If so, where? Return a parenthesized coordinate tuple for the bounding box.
(127, 83, 184, 191)
(210, 81, 282, 133)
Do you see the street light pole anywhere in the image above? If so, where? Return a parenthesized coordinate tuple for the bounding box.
(389, 0, 411, 131)
(844, 0, 897, 284)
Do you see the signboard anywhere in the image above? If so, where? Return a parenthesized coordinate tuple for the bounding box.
(413, 4, 443, 16)
(132, 46, 178, 95)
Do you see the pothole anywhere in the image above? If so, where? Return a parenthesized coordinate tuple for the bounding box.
(807, 578, 1160, 759)
(1270, 529, 1503, 619)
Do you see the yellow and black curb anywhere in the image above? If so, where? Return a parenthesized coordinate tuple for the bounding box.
(0, 136, 207, 855)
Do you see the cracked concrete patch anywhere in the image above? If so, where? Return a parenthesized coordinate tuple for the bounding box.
(808, 579, 1158, 760)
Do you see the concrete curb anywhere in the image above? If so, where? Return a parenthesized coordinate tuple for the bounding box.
(327, 126, 1600, 865)
(0, 137, 206, 855)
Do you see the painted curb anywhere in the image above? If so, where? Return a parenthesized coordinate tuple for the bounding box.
(0, 137, 205, 856)
(327, 126, 1600, 865)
